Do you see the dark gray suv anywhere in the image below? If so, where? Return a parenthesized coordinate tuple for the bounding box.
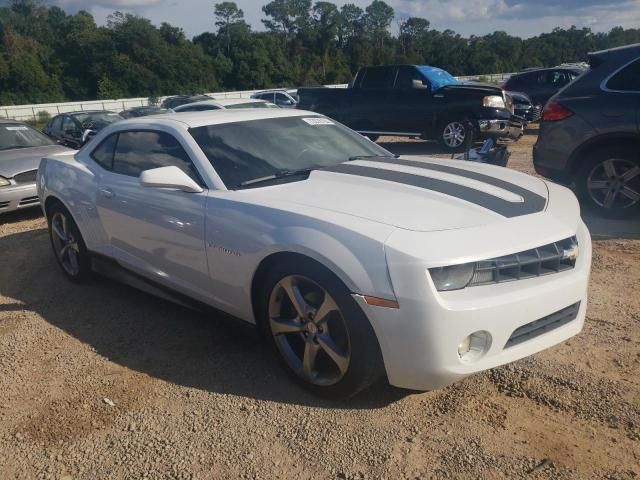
(533, 43, 640, 217)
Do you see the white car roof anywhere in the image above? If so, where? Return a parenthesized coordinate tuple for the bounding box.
(120, 108, 319, 129)
(214, 98, 269, 106)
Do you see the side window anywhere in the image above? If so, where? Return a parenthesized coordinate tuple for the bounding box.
(51, 116, 63, 134)
(90, 133, 118, 170)
(113, 131, 200, 182)
(395, 67, 424, 90)
(535, 72, 550, 86)
(275, 93, 292, 105)
(62, 117, 76, 134)
(360, 67, 396, 89)
(607, 58, 640, 92)
(549, 70, 570, 87)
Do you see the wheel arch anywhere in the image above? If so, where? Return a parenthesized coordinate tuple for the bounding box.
(251, 251, 356, 329)
(567, 133, 640, 176)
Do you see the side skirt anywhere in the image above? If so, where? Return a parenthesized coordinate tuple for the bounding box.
(90, 253, 260, 337)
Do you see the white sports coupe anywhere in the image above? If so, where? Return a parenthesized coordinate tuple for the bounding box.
(38, 109, 591, 398)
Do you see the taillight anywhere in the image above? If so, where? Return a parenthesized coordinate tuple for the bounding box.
(542, 101, 574, 122)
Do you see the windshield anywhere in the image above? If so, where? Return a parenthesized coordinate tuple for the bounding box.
(74, 112, 122, 129)
(0, 123, 55, 150)
(190, 116, 391, 189)
(417, 66, 460, 90)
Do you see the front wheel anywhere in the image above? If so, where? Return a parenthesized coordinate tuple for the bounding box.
(261, 259, 384, 398)
(47, 203, 92, 282)
(437, 118, 474, 153)
(575, 147, 640, 218)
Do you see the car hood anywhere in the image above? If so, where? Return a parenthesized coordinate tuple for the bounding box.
(440, 82, 504, 96)
(0, 145, 71, 178)
(245, 157, 549, 232)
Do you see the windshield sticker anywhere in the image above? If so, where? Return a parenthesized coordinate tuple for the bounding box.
(302, 117, 334, 126)
(5, 126, 29, 131)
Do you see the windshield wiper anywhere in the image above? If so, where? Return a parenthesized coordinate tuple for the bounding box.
(239, 168, 315, 188)
(348, 154, 399, 161)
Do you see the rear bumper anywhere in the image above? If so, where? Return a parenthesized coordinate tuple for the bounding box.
(0, 183, 40, 213)
(478, 118, 524, 140)
(363, 219, 591, 391)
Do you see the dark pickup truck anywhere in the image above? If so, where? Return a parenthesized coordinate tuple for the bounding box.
(297, 65, 523, 152)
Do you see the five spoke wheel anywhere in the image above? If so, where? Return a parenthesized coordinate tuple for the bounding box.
(442, 121, 467, 149)
(50, 211, 81, 276)
(587, 158, 640, 210)
(269, 275, 351, 386)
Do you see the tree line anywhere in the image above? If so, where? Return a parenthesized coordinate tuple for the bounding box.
(1, 0, 639, 105)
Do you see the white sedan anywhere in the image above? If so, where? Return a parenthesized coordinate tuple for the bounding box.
(37, 109, 591, 398)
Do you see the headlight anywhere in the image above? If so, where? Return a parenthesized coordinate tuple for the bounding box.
(0, 176, 10, 187)
(483, 95, 506, 109)
(429, 236, 579, 292)
(429, 263, 475, 291)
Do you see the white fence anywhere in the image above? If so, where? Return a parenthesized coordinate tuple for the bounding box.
(0, 74, 507, 122)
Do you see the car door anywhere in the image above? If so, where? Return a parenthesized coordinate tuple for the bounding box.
(61, 116, 81, 148)
(95, 129, 212, 300)
(391, 66, 434, 134)
(350, 66, 398, 133)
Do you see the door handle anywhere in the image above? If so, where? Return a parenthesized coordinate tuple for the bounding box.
(99, 187, 114, 199)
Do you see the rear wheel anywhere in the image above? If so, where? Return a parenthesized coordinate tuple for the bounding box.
(437, 118, 474, 153)
(260, 258, 384, 398)
(47, 203, 92, 282)
(576, 147, 640, 218)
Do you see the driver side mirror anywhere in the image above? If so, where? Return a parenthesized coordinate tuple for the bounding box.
(139, 166, 203, 193)
(412, 79, 430, 90)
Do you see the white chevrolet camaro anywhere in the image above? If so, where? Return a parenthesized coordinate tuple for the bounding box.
(37, 109, 592, 398)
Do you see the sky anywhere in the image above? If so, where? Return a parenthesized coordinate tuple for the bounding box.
(46, 0, 640, 39)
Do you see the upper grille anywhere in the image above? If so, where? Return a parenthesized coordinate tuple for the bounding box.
(13, 170, 37, 184)
(469, 236, 578, 287)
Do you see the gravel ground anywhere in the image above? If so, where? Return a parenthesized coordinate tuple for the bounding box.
(1, 129, 639, 480)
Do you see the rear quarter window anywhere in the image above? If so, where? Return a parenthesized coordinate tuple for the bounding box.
(606, 58, 640, 92)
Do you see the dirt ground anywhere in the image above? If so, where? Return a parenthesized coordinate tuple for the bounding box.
(1, 129, 639, 480)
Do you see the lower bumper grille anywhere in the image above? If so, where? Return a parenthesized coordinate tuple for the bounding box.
(504, 302, 581, 349)
(19, 196, 39, 206)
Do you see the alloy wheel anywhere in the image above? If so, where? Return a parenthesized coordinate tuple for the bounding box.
(50, 211, 81, 276)
(442, 121, 466, 148)
(269, 275, 351, 386)
(587, 158, 640, 210)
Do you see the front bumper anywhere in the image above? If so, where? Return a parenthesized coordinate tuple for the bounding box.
(478, 118, 524, 140)
(362, 218, 591, 391)
(0, 183, 40, 213)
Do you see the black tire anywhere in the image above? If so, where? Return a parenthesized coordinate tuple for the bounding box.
(575, 146, 640, 218)
(259, 257, 384, 399)
(437, 117, 474, 153)
(47, 202, 93, 282)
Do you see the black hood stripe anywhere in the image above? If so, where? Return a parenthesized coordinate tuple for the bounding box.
(324, 163, 544, 218)
(363, 157, 547, 213)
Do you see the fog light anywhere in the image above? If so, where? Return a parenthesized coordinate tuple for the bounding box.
(457, 331, 492, 363)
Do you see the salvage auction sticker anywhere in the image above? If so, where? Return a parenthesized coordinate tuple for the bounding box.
(302, 117, 335, 126)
